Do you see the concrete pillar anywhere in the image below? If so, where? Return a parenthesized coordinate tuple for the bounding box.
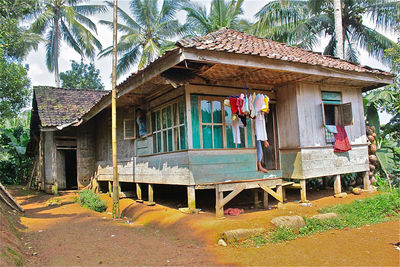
(334, 175, 342, 195)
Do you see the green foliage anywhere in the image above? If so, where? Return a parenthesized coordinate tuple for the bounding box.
(0, 112, 32, 185)
(78, 189, 107, 212)
(98, 0, 188, 76)
(0, 0, 40, 59)
(239, 190, 400, 246)
(60, 60, 104, 90)
(182, 0, 249, 35)
(0, 51, 31, 122)
(30, 0, 107, 85)
(253, 0, 399, 65)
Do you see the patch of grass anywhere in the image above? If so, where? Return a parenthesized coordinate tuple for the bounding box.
(239, 189, 400, 247)
(6, 247, 24, 266)
(78, 189, 107, 212)
(269, 227, 297, 243)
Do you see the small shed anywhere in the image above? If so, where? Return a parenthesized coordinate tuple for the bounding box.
(29, 28, 394, 216)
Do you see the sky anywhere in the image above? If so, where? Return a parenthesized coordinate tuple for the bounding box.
(23, 0, 397, 122)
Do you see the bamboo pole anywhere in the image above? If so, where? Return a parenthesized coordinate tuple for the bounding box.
(111, 0, 120, 219)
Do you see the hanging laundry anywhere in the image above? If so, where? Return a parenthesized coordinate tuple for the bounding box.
(334, 126, 351, 152)
(236, 96, 244, 115)
(232, 117, 241, 144)
(255, 112, 268, 141)
(229, 97, 238, 114)
(255, 94, 267, 114)
(325, 125, 337, 134)
(262, 95, 270, 113)
(224, 99, 230, 107)
(243, 94, 250, 114)
(238, 114, 247, 127)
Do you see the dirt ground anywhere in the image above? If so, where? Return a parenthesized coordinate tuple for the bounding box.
(4, 186, 400, 266)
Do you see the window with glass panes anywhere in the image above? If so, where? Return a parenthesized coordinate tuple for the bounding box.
(152, 100, 186, 153)
(199, 97, 253, 149)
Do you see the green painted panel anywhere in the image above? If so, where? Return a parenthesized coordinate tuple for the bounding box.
(226, 125, 235, 148)
(193, 170, 283, 184)
(180, 125, 186, 150)
(321, 91, 341, 102)
(213, 100, 222, 123)
(323, 100, 341, 104)
(189, 152, 255, 165)
(202, 125, 212, 148)
(167, 129, 173, 152)
(178, 101, 185, 124)
(238, 125, 245, 148)
(214, 125, 223, 148)
(191, 95, 201, 149)
(201, 100, 211, 123)
(280, 152, 303, 178)
(246, 119, 253, 148)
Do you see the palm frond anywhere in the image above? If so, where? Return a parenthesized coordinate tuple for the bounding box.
(60, 19, 83, 56)
(72, 4, 108, 16)
(365, 0, 400, 31)
(30, 8, 54, 34)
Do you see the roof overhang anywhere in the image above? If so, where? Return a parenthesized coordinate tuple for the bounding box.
(80, 46, 394, 123)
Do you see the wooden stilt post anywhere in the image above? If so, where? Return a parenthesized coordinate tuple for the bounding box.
(187, 185, 196, 211)
(277, 185, 283, 207)
(136, 183, 143, 203)
(300, 179, 307, 202)
(108, 181, 112, 197)
(263, 190, 269, 209)
(334, 175, 342, 195)
(147, 184, 155, 206)
(254, 189, 262, 208)
(215, 185, 224, 218)
(363, 171, 370, 190)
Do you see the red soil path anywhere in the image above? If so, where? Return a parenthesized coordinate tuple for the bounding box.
(7, 187, 400, 266)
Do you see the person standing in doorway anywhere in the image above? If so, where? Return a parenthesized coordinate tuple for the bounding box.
(254, 94, 270, 172)
(136, 108, 147, 137)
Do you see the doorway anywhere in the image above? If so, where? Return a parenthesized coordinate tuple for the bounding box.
(65, 150, 77, 189)
(262, 104, 279, 170)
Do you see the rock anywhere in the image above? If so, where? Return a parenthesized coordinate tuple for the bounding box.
(369, 155, 377, 164)
(270, 215, 305, 229)
(218, 239, 227, 247)
(334, 192, 348, 198)
(312, 213, 338, 220)
(369, 164, 375, 171)
(221, 228, 265, 243)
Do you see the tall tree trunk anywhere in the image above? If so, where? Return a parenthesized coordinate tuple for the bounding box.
(54, 17, 61, 87)
(333, 0, 344, 59)
(111, 0, 120, 219)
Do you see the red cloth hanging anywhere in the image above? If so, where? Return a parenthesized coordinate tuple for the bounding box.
(334, 126, 351, 152)
(229, 97, 238, 114)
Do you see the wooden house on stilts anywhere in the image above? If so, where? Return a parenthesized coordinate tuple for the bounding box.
(29, 28, 394, 217)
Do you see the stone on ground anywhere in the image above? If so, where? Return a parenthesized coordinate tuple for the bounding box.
(334, 192, 348, 198)
(221, 228, 265, 243)
(270, 215, 305, 229)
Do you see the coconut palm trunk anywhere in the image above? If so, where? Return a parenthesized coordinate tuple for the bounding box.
(53, 17, 61, 87)
(111, 0, 120, 219)
(333, 0, 344, 59)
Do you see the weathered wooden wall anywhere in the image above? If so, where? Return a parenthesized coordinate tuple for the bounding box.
(94, 108, 136, 182)
(77, 119, 96, 187)
(275, 83, 300, 149)
(278, 82, 369, 179)
(297, 83, 367, 146)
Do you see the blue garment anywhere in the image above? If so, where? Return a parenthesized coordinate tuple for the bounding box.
(137, 117, 147, 136)
(256, 139, 263, 162)
(325, 125, 338, 133)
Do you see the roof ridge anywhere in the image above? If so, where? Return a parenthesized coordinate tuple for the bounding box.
(33, 85, 110, 93)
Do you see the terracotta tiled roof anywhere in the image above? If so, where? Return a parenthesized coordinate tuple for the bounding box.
(34, 86, 110, 127)
(176, 28, 392, 76)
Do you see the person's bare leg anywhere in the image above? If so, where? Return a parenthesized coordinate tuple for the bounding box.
(257, 161, 268, 173)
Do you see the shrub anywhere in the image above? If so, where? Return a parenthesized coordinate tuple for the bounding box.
(78, 189, 107, 212)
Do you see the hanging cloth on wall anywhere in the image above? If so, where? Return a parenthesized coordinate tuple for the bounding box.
(255, 112, 268, 141)
(334, 126, 351, 152)
(262, 95, 270, 113)
(232, 117, 241, 144)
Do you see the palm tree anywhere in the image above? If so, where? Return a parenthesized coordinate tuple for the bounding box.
(182, 0, 249, 35)
(30, 0, 107, 87)
(98, 0, 187, 77)
(253, 0, 399, 64)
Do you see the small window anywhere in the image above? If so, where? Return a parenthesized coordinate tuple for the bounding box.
(321, 91, 353, 144)
(123, 119, 136, 139)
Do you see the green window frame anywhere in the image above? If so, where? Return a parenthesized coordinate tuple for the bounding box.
(151, 99, 186, 153)
(199, 96, 253, 149)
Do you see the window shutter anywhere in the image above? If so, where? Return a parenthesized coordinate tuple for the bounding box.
(321, 103, 326, 126)
(124, 119, 135, 139)
(340, 102, 353, 126)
